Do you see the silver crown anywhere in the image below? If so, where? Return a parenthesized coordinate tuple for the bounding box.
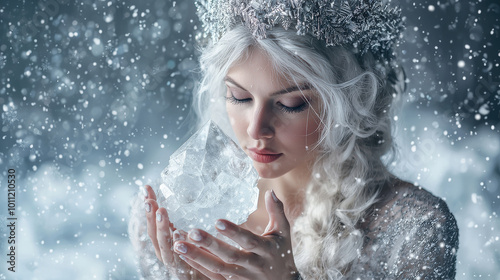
(196, 0, 404, 64)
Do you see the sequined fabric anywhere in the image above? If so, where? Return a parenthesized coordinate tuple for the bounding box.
(346, 185, 459, 279)
(128, 185, 458, 279)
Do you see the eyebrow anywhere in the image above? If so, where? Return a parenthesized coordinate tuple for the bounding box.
(223, 76, 311, 96)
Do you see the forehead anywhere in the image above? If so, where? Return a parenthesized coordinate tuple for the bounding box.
(226, 47, 308, 90)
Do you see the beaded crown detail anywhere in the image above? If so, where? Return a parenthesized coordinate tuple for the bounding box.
(195, 0, 404, 63)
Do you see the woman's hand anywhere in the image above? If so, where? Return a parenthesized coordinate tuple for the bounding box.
(144, 185, 226, 280)
(171, 190, 299, 280)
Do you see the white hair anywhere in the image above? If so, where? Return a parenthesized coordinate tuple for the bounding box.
(193, 25, 404, 279)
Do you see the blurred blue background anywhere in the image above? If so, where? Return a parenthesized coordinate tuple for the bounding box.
(0, 0, 499, 279)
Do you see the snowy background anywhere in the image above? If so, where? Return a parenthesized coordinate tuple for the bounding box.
(0, 0, 499, 279)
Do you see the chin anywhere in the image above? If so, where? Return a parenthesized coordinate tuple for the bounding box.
(253, 161, 287, 179)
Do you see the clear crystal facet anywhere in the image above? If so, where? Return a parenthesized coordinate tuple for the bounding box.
(158, 121, 259, 235)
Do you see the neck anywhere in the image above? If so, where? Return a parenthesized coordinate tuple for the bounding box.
(258, 166, 311, 221)
(242, 166, 312, 235)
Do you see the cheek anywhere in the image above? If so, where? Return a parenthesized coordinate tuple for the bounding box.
(305, 116, 322, 143)
(226, 106, 248, 137)
(282, 115, 321, 144)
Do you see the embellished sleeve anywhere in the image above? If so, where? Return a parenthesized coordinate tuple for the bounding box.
(128, 192, 173, 280)
(348, 187, 459, 280)
(393, 199, 459, 279)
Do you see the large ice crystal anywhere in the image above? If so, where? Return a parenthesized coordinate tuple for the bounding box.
(158, 121, 259, 235)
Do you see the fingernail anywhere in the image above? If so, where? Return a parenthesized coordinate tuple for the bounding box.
(174, 242, 187, 254)
(215, 220, 226, 231)
(141, 186, 148, 199)
(156, 211, 162, 222)
(264, 223, 271, 233)
(188, 230, 202, 241)
(173, 230, 186, 241)
(144, 202, 151, 212)
(178, 254, 186, 261)
(271, 190, 279, 203)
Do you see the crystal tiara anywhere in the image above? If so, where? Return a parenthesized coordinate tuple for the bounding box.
(195, 0, 405, 64)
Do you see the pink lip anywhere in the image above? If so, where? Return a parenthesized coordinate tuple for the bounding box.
(247, 148, 282, 163)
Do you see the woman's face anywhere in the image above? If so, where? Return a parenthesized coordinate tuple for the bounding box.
(225, 48, 322, 179)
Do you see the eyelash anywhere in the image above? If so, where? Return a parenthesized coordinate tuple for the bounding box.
(225, 94, 308, 114)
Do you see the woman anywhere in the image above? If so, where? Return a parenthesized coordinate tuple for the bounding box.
(129, 0, 458, 279)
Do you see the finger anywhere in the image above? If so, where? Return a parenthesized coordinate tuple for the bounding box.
(144, 185, 157, 201)
(170, 230, 195, 280)
(145, 198, 161, 260)
(174, 241, 250, 278)
(173, 229, 188, 242)
(172, 230, 224, 280)
(263, 190, 290, 237)
(179, 255, 226, 280)
(171, 255, 193, 280)
(187, 228, 262, 268)
(171, 230, 205, 279)
(156, 208, 175, 267)
(214, 220, 271, 256)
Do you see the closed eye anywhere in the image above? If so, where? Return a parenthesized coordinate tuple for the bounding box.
(225, 94, 251, 104)
(226, 92, 309, 114)
(277, 102, 308, 113)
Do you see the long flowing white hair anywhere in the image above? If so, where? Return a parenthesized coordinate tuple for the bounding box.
(192, 25, 404, 279)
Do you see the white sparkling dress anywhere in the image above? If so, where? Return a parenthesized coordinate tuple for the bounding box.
(128, 184, 458, 279)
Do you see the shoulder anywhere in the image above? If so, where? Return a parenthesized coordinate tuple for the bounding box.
(393, 181, 459, 243)
(367, 180, 459, 240)
(354, 181, 459, 278)
(371, 180, 457, 226)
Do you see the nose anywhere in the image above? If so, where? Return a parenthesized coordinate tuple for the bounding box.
(247, 105, 274, 140)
